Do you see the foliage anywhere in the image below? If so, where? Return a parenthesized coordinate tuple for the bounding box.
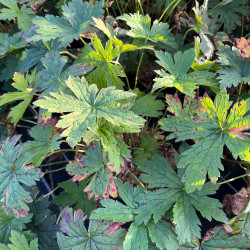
(0, 0, 249, 248)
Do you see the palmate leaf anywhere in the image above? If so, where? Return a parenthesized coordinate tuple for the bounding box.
(0, 204, 32, 244)
(208, 0, 249, 33)
(159, 90, 250, 192)
(131, 94, 165, 117)
(91, 179, 179, 250)
(22, 125, 61, 166)
(117, 13, 176, 47)
(66, 143, 118, 200)
(76, 35, 125, 89)
(216, 45, 250, 89)
(0, 71, 36, 126)
(201, 209, 250, 248)
(154, 49, 217, 96)
(0, 230, 39, 250)
(0, 0, 36, 31)
(57, 207, 126, 250)
(0, 136, 43, 217)
(134, 155, 227, 245)
(29, 0, 104, 46)
(0, 32, 27, 56)
(84, 121, 132, 171)
(34, 75, 145, 149)
(26, 187, 59, 249)
(52, 180, 97, 216)
(18, 40, 65, 74)
(37, 50, 92, 96)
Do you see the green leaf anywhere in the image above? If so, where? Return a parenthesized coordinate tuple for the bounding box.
(34, 76, 145, 149)
(123, 223, 148, 250)
(133, 132, 160, 166)
(22, 124, 61, 167)
(57, 207, 126, 249)
(26, 187, 59, 249)
(0, 72, 35, 125)
(201, 211, 250, 248)
(134, 155, 227, 244)
(154, 49, 217, 96)
(117, 13, 176, 47)
(29, 0, 104, 46)
(0, 230, 38, 250)
(147, 219, 179, 250)
(66, 143, 118, 199)
(216, 45, 250, 89)
(159, 90, 250, 192)
(0, 0, 36, 31)
(0, 205, 32, 244)
(0, 32, 27, 56)
(52, 180, 97, 216)
(76, 35, 125, 89)
(208, 0, 249, 33)
(131, 94, 164, 117)
(37, 50, 92, 96)
(18, 40, 64, 74)
(0, 136, 43, 217)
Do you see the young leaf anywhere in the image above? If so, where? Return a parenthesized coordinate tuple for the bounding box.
(0, 230, 39, 250)
(34, 76, 145, 148)
(29, 0, 104, 46)
(117, 13, 176, 47)
(0, 72, 35, 125)
(0, 136, 44, 217)
(154, 49, 217, 96)
(0, 32, 27, 56)
(216, 45, 250, 89)
(0, 0, 36, 31)
(66, 143, 118, 200)
(51, 180, 97, 216)
(57, 207, 126, 249)
(236, 37, 250, 58)
(131, 94, 165, 117)
(134, 155, 227, 244)
(76, 35, 125, 89)
(159, 90, 250, 192)
(22, 124, 61, 166)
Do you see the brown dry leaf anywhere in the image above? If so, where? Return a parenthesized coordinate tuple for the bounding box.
(222, 188, 248, 216)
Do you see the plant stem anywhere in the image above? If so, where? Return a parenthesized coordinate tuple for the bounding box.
(47, 149, 85, 157)
(79, 37, 86, 45)
(20, 118, 37, 125)
(159, 0, 177, 22)
(128, 170, 145, 189)
(60, 51, 77, 59)
(40, 160, 69, 167)
(223, 158, 250, 165)
(44, 185, 60, 197)
(137, 0, 144, 14)
(237, 81, 244, 102)
(44, 166, 66, 175)
(184, 28, 196, 40)
(219, 173, 250, 185)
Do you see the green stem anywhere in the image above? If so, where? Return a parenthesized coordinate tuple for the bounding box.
(20, 118, 37, 125)
(219, 173, 250, 185)
(79, 37, 86, 45)
(44, 166, 66, 175)
(223, 158, 250, 165)
(237, 81, 244, 102)
(47, 149, 85, 157)
(159, 0, 177, 22)
(40, 160, 69, 167)
(129, 171, 145, 189)
(184, 28, 196, 40)
(137, 0, 144, 14)
(44, 185, 60, 198)
(60, 51, 77, 59)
